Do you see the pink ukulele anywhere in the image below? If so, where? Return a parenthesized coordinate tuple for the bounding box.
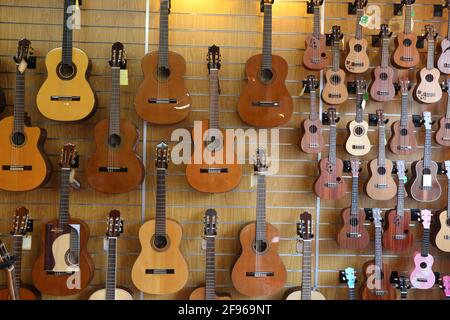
(441, 276, 450, 299)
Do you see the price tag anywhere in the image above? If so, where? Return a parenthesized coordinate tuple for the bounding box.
(359, 15, 371, 28)
(201, 238, 207, 250)
(103, 238, 109, 251)
(271, 236, 280, 243)
(423, 174, 432, 188)
(250, 174, 257, 188)
(18, 60, 27, 74)
(70, 169, 81, 190)
(296, 240, 303, 253)
(299, 85, 306, 97)
(361, 99, 366, 110)
(363, 92, 369, 101)
(120, 69, 129, 86)
(22, 235, 32, 251)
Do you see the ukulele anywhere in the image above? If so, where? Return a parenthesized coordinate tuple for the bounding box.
(441, 275, 450, 299)
(366, 109, 397, 201)
(410, 209, 436, 289)
(36, 0, 95, 121)
(345, 0, 370, 73)
(299, 75, 324, 154)
(434, 160, 450, 253)
(85, 42, 144, 194)
(303, 0, 328, 70)
(435, 79, 450, 146)
(415, 25, 442, 104)
(393, 275, 411, 299)
(437, 1, 450, 74)
(131, 142, 189, 294)
(32, 144, 94, 296)
(342, 268, 357, 300)
(189, 209, 232, 300)
(370, 24, 396, 102)
(410, 112, 442, 202)
(322, 26, 348, 105)
(337, 159, 370, 250)
(237, 0, 293, 128)
(392, 0, 420, 68)
(285, 212, 325, 300)
(186, 46, 242, 193)
(0, 39, 50, 192)
(0, 208, 35, 300)
(361, 209, 397, 300)
(231, 148, 287, 296)
(89, 210, 133, 300)
(313, 108, 347, 200)
(134, 0, 191, 124)
(383, 160, 413, 252)
(0, 241, 16, 300)
(345, 79, 371, 156)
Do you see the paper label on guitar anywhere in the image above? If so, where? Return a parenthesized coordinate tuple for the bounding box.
(22, 235, 32, 251)
(18, 60, 27, 74)
(296, 241, 303, 253)
(423, 174, 432, 187)
(299, 85, 306, 97)
(251, 174, 257, 188)
(103, 238, 108, 252)
(271, 236, 280, 243)
(359, 15, 371, 28)
(120, 69, 129, 86)
(201, 239, 207, 250)
(361, 99, 366, 110)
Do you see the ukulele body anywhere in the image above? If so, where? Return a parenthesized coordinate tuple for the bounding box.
(299, 118, 324, 154)
(345, 120, 371, 156)
(437, 39, 450, 74)
(410, 252, 435, 289)
(189, 287, 232, 300)
(336, 207, 370, 250)
(410, 160, 441, 202)
(382, 209, 413, 252)
(313, 158, 346, 200)
(0, 287, 36, 300)
(284, 287, 326, 300)
(435, 117, 450, 147)
(370, 66, 396, 102)
(389, 121, 417, 155)
(393, 33, 420, 68)
(322, 69, 348, 105)
(303, 35, 329, 70)
(365, 158, 397, 201)
(415, 68, 442, 103)
(345, 38, 370, 73)
(88, 288, 133, 300)
(361, 260, 397, 300)
(435, 210, 450, 252)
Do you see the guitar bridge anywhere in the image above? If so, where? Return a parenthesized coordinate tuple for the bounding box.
(308, 143, 319, 148)
(376, 91, 389, 96)
(325, 182, 337, 188)
(327, 93, 342, 98)
(2, 165, 32, 171)
(444, 235, 450, 240)
(246, 271, 274, 277)
(98, 167, 128, 173)
(374, 289, 388, 296)
(397, 145, 412, 150)
(400, 56, 413, 62)
(394, 234, 406, 240)
(145, 269, 175, 275)
(251, 101, 279, 107)
(148, 98, 177, 104)
(351, 62, 364, 67)
(346, 232, 362, 238)
(375, 183, 387, 189)
(352, 145, 365, 150)
(51, 96, 81, 101)
(200, 168, 228, 173)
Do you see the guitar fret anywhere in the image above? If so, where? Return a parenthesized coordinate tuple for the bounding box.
(378, 123, 386, 167)
(374, 225, 383, 281)
(106, 238, 117, 300)
(355, 9, 363, 40)
(421, 228, 431, 257)
(381, 38, 389, 68)
(348, 287, 356, 300)
(313, 7, 320, 38)
(14, 71, 25, 135)
(209, 70, 220, 130)
(261, 4, 272, 71)
(155, 169, 167, 237)
(301, 241, 312, 300)
(256, 175, 267, 242)
(423, 126, 432, 169)
(329, 124, 337, 166)
(158, 0, 170, 68)
(12, 236, 22, 299)
(109, 67, 121, 137)
(404, 5, 412, 34)
(350, 175, 359, 217)
(397, 178, 405, 218)
(62, 0, 74, 66)
(332, 40, 340, 72)
(309, 89, 317, 121)
(427, 39, 435, 70)
(205, 237, 216, 300)
(58, 170, 71, 229)
(400, 93, 409, 127)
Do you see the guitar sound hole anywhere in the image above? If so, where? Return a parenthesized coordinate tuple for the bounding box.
(422, 168, 431, 175)
(380, 73, 388, 81)
(254, 240, 268, 253)
(354, 44, 362, 52)
(65, 250, 79, 266)
(403, 39, 412, 47)
(260, 68, 274, 82)
(425, 74, 434, 82)
(108, 134, 122, 148)
(400, 128, 408, 136)
(309, 125, 318, 134)
(11, 132, 25, 146)
(349, 217, 359, 226)
(330, 74, 341, 85)
(153, 235, 168, 249)
(445, 123, 450, 129)
(157, 66, 170, 80)
(420, 262, 427, 269)
(377, 167, 386, 175)
(57, 63, 77, 80)
(354, 126, 364, 136)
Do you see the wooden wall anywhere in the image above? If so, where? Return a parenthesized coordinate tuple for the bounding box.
(0, 0, 449, 300)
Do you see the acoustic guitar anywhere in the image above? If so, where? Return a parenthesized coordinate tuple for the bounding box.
(370, 24, 395, 102)
(392, 0, 420, 68)
(32, 144, 94, 296)
(361, 209, 397, 300)
(410, 209, 436, 290)
(345, 79, 371, 156)
(0, 207, 36, 300)
(345, 0, 370, 73)
(284, 212, 326, 300)
(365, 109, 397, 201)
(434, 160, 450, 253)
(189, 209, 232, 300)
(131, 142, 189, 294)
(340, 267, 357, 300)
(134, 0, 191, 124)
(437, 1, 450, 74)
(410, 112, 442, 202)
(231, 148, 287, 297)
(85, 42, 144, 194)
(303, 0, 328, 70)
(0, 241, 16, 300)
(415, 25, 442, 104)
(237, 0, 293, 128)
(314, 108, 347, 200)
(36, 0, 95, 121)
(89, 210, 133, 300)
(186, 45, 242, 193)
(299, 75, 324, 154)
(435, 79, 450, 146)
(0, 39, 50, 192)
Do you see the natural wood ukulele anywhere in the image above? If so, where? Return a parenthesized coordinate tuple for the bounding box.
(131, 142, 189, 294)
(437, 1, 450, 74)
(36, 0, 95, 121)
(231, 148, 287, 297)
(85, 42, 144, 194)
(0, 241, 16, 300)
(345, 0, 370, 73)
(303, 0, 328, 70)
(186, 45, 242, 193)
(237, 0, 293, 128)
(434, 160, 450, 253)
(134, 0, 191, 124)
(435, 79, 450, 146)
(0, 39, 50, 192)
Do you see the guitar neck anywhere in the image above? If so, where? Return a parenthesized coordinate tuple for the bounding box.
(374, 225, 383, 281)
(255, 174, 267, 242)
(355, 9, 364, 40)
(12, 236, 22, 299)
(447, 179, 450, 221)
(446, 91, 450, 119)
(62, 0, 74, 66)
(301, 240, 313, 300)
(332, 41, 340, 72)
(109, 67, 121, 137)
(105, 237, 117, 300)
(397, 178, 405, 218)
(400, 92, 409, 127)
(381, 38, 389, 68)
(155, 169, 167, 238)
(158, 0, 170, 68)
(348, 287, 356, 300)
(427, 39, 435, 70)
(209, 69, 220, 130)
(423, 127, 432, 169)
(350, 175, 359, 217)
(447, 13, 450, 40)
(355, 93, 363, 123)
(378, 124, 386, 167)
(404, 4, 412, 34)
(421, 227, 431, 257)
(261, 4, 273, 70)
(205, 236, 216, 300)
(313, 6, 321, 38)
(14, 71, 25, 134)
(328, 124, 337, 165)
(58, 169, 71, 229)
(309, 89, 318, 121)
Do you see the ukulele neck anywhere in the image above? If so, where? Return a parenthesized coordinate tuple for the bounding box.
(400, 92, 409, 127)
(447, 13, 450, 41)
(397, 176, 405, 218)
(377, 123, 386, 167)
(404, 4, 413, 34)
(374, 224, 383, 283)
(109, 67, 121, 137)
(332, 40, 340, 72)
(355, 9, 364, 40)
(350, 174, 359, 218)
(155, 168, 167, 238)
(446, 91, 450, 119)
(426, 38, 435, 70)
(58, 169, 71, 230)
(105, 237, 117, 300)
(423, 126, 432, 170)
(205, 235, 217, 300)
(328, 124, 337, 166)
(309, 89, 318, 121)
(158, 0, 170, 69)
(12, 235, 22, 299)
(313, 6, 321, 38)
(62, 0, 74, 66)
(355, 93, 364, 123)
(447, 179, 450, 221)
(255, 174, 267, 243)
(209, 69, 220, 130)
(261, 3, 273, 71)
(421, 227, 431, 257)
(381, 38, 389, 68)
(14, 71, 25, 135)
(301, 240, 312, 300)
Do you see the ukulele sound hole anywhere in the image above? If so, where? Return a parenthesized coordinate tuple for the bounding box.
(153, 235, 168, 250)
(108, 134, 122, 148)
(422, 168, 431, 175)
(57, 63, 77, 80)
(253, 240, 268, 253)
(377, 167, 386, 175)
(403, 39, 412, 47)
(420, 262, 427, 269)
(349, 217, 359, 226)
(380, 73, 388, 81)
(354, 126, 364, 136)
(157, 66, 171, 80)
(330, 74, 341, 85)
(425, 74, 434, 82)
(354, 44, 362, 52)
(309, 125, 318, 134)
(11, 132, 25, 146)
(260, 68, 274, 83)
(400, 128, 408, 136)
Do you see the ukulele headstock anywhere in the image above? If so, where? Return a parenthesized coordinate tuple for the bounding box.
(419, 209, 432, 230)
(372, 208, 383, 228)
(14, 38, 32, 73)
(11, 207, 31, 236)
(444, 0, 450, 10)
(401, 0, 415, 5)
(106, 210, 123, 238)
(399, 79, 411, 93)
(297, 212, 313, 241)
(109, 42, 126, 69)
(306, 75, 319, 92)
(355, 79, 367, 95)
(207, 45, 221, 71)
(354, 0, 368, 9)
(59, 143, 78, 170)
(424, 25, 438, 41)
(376, 109, 386, 126)
(341, 267, 357, 289)
(444, 160, 450, 179)
(155, 141, 169, 170)
(379, 24, 392, 39)
(422, 111, 432, 130)
(350, 158, 361, 177)
(260, 0, 275, 12)
(396, 160, 406, 181)
(327, 108, 338, 125)
(253, 147, 269, 174)
(331, 25, 343, 43)
(204, 209, 218, 238)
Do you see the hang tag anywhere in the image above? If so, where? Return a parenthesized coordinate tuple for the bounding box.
(201, 238, 207, 250)
(402, 176, 408, 184)
(22, 236, 32, 251)
(103, 238, 109, 251)
(251, 174, 257, 188)
(299, 85, 306, 97)
(72, 0, 81, 29)
(18, 60, 27, 74)
(271, 236, 280, 243)
(361, 99, 366, 110)
(120, 69, 129, 86)
(363, 92, 369, 101)
(423, 174, 432, 187)
(296, 240, 303, 253)
(69, 169, 81, 190)
(359, 15, 371, 28)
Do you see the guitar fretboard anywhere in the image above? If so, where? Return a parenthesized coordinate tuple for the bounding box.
(447, 179, 450, 221)
(261, 4, 272, 71)
(62, 0, 74, 66)
(355, 92, 364, 123)
(396, 176, 405, 220)
(423, 126, 432, 170)
(421, 227, 431, 257)
(446, 91, 450, 119)
(348, 287, 356, 300)
(374, 224, 383, 283)
(309, 88, 318, 121)
(404, 4, 413, 34)
(426, 38, 435, 70)
(332, 40, 340, 72)
(109, 67, 121, 137)
(355, 9, 364, 40)
(400, 92, 409, 128)
(155, 169, 167, 238)
(14, 71, 25, 135)
(313, 6, 321, 38)
(328, 124, 337, 166)
(158, 0, 170, 69)
(301, 240, 312, 300)
(377, 123, 386, 167)
(381, 38, 389, 68)
(58, 169, 71, 230)
(209, 69, 220, 130)
(447, 13, 450, 41)
(106, 237, 117, 300)
(12, 236, 22, 299)
(205, 236, 216, 300)
(350, 174, 359, 218)
(255, 174, 267, 242)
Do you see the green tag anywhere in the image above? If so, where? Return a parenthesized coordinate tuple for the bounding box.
(403, 176, 408, 183)
(411, 8, 415, 18)
(360, 15, 369, 24)
(363, 92, 369, 101)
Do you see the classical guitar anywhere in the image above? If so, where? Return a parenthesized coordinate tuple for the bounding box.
(186, 46, 242, 193)
(86, 42, 144, 194)
(313, 108, 347, 200)
(322, 26, 348, 105)
(366, 109, 397, 201)
(0, 208, 35, 300)
(337, 159, 369, 250)
(0, 241, 16, 300)
(410, 209, 436, 290)
(361, 209, 397, 300)
(0, 39, 50, 192)
(345, 0, 370, 73)
(415, 25, 442, 104)
(410, 112, 441, 202)
(285, 212, 326, 300)
(190, 209, 232, 300)
(303, 0, 328, 70)
(340, 267, 357, 300)
(132, 142, 188, 294)
(434, 160, 450, 253)
(345, 79, 371, 156)
(435, 79, 450, 146)
(441, 275, 450, 299)
(370, 24, 395, 102)
(232, 148, 287, 296)
(392, 0, 420, 68)
(383, 160, 413, 252)
(437, 1, 450, 74)
(237, 0, 293, 128)
(134, 0, 191, 124)
(36, 0, 95, 121)
(299, 75, 324, 154)
(32, 144, 94, 296)
(89, 210, 133, 300)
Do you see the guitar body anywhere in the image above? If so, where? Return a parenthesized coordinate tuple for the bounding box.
(336, 208, 370, 250)
(0, 116, 50, 191)
(389, 121, 417, 155)
(415, 68, 442, 103)
(0, 287, 36, 300)
(313, 158, 346, 200)
(231, 222, 287, 296)
(370, 66, 396, 102)
(131, 219, 188, 294)
(189, 287, 232, 300)
(322, 69, 348, 105)
(410, 252, 435, 289)
(85, 119, 144, 194)
(345, 38, 370, 73)
(410, 160, 441, 202)
(435, 117, 450, 147)
(299, 118, 324, 154)
(383, 209, 413, 252)
(345, 120, 371, 156)
(435, 210, 450, 252)
(361, 260, 397, 300)
(31, 218, 94, 296)
(365, 159, 397, 200)
(237, 54, 293, 128)
(284, 287, 326, 300)
(88, 288, 133, 300)
(303, 35, 329, 70)
(393, 33, 420, 68)
(36, 48, 95, 121)
(437, 39, 450, 74)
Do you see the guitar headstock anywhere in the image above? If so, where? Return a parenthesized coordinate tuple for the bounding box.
(327, 108, 337, 125)
(379, 24, 392, 39)
(396, 160, 406, 182)
(297, 212, 313, 241)
(399, 79, 411, 94)
(444, 0, 450, 10)
(331, 25, 343, 43)
(372, 208, 383, 228)
(424, 25, 438, 41)
(260, 0, 274, 12)
(342, 267, 357, 289)
(106, 210, 123, 238)
(350, 158, 361, 177)
(14, 38, 32, 73)
(422, 111, 432, 130)
(444, 160, 450, 180)
(306, 75, 318, 92)
(11, 207, 31, 237)
(354, 0, 368, 9)
(0, 241, 13, 265)
(401, 0, 416, 5)
(204, 209, 218, 238)
(419, 209, 432, 230)
(109, 42, 126, 69)
(207, 45, 221, 71)
(355, 79, 367, 95)
(394, 276, 411, 296)
(253, 147, 269, 174)
(442, 275, 450, 298)
(155, 141, 169, 170)
(59, 143, 77, 170)
(376, 109, 385, 126)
